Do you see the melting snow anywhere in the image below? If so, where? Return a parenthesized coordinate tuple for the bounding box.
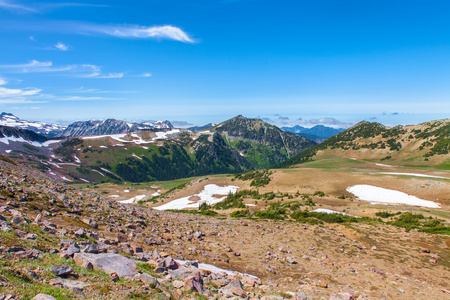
(61, 176, 72, 182)
(312, 208, 357, 217)
(375, 163, 392, 167)
(346, 185, 441, 208)
(100, 145, 108, 148)
(176, 260, 257, 278)
(154, 184, 239, 210)
(5, 150, 11, 153)
(73, 155, 81, 163)
(119, 195, 146, 204)
(124, 190, 130, 193)
(154, 129, 180, 140)
(92, 169, 105, 177)
(80, 178, 89, 183)
(42, 140, 60, 147)
(376, 172, 448, 180)
(132, 153, 142, 160)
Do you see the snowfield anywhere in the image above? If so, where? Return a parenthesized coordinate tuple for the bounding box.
(346, 185, 441, 208)
(154, 184, 239, 210)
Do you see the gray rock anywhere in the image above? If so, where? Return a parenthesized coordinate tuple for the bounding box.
(73, 252, 137, 278)
(50, 278, 89, 290)
(134, 273, 158, 288)
(66, 245, 80, 257)
(165, 256, 179, 270)
(170, 266, 199, 280)
(83, 244, 102, 253)
(50, 266, 73, 276)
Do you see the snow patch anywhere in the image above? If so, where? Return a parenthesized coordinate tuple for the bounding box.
(176, 260, 257, 278)
(61, 176, 72, 182)
(312, 208, 357, 217)
(154, 184, 239, 210)
(5, 150, 11, 153)
(375, 163, 392, 167)
(80, 178, 89, 183)
(346, 185, 441, 208)
(119, 195, 146, 204)
(376, 172, 449, 180)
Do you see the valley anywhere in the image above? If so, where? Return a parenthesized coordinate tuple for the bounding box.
(0, 115, 449, 300)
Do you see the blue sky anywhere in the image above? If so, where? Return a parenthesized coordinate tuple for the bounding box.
(0, 0, 449, 128)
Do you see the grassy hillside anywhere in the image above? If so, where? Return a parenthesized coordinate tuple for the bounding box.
(279, 119, 450, 169)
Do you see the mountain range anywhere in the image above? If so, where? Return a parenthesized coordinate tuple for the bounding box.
(0, 112, 173, 138)
(1, 113, 449, 184)
(59, 119, 173, 137)
(281, 124, 345, 143)
(0, 112, 65, 137)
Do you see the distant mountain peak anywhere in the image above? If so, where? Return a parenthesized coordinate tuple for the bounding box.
(59, 118, 173, 137)
(0, 112, 66, 137)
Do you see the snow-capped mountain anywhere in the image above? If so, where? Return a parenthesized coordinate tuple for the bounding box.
(0, 113, 66, 137)
(59, 118, 173, 137)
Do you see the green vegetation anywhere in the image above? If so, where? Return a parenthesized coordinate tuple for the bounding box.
(254, 202, 287, 220)
(375, 211, 401, 218)
(233, 169, 273, 187)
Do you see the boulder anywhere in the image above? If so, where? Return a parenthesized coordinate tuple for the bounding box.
(73, 252, 137, 278)
(50, 266, 73, 277)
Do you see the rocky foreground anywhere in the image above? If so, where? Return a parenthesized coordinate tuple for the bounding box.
(0, 157, 449, 300)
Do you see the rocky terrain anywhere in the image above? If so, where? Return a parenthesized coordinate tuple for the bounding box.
(0, 155, 449, 300)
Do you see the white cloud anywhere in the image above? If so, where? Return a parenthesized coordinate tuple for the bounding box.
(0, 77, 7, 85)
(141, 73, 152, 77)
(0, 86, 41, 97)
(0, 60, 123, 78)
(293, 117, 355, 129)
(94, 73, 124, 79)
(55, 42, 69, 51)
(0, 0, 36, 12)
(85, 24, 194, 43)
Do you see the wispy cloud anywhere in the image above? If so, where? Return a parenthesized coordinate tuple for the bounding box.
(294, 117, 355, 129)
(0, 60, 123, 78)
(66, 87, 137, 94)
(0, 1, 105, 13)
(84, 24, 194, 43)
(55, 42, 69, 51)
(0, 0, 36, 12)
(0, 77, 7, 85)
(141, 73, 152, 77)
(57, 96, 119, 101)
(92, 73, 124, 79)
(0, 86, 41, 97)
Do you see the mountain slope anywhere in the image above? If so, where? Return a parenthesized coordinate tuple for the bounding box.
(279, 119, 450, 168)
(0, 112, 66, 137)
(59, 118, 173, 137)
(37, 116, 316, 183)
(213, 115, 316, 162)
